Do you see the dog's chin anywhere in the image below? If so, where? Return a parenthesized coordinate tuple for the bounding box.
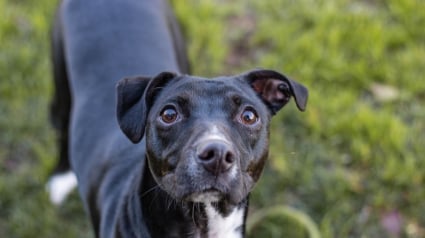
(156, 169, 253, 205)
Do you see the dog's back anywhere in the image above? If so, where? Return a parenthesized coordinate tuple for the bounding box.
(52, 0, 188, 236)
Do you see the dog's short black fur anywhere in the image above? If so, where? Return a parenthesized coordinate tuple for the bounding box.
(49, 0, 308, 237)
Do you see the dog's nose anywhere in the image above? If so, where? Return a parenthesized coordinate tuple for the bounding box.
(197, 141, 235, 175)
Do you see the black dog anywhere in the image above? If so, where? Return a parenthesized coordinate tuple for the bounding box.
(47, 0, 308, 237)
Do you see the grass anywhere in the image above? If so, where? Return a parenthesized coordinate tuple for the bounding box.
(0, 0, 424, 237)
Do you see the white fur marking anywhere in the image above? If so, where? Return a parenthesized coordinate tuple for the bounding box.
(189, 191, 222, 203)
(46, 171, 78, 205)
(202, 125, 229, 143)
(205, 203, 244, 238)
(228, 164, 238, 180)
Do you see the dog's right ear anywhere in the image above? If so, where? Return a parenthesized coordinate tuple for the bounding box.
(116, 72, 177, 143)
(116, 76, 150, 143)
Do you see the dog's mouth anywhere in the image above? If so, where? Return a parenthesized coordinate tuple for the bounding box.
(158, 171, 251, 205)
(183, 189, 223, 203)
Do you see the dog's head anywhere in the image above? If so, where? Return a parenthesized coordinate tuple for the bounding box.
(116, 69, 308, 205)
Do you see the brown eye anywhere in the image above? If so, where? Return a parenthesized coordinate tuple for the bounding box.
(240, 108, 259, 125)
(160, 107, 178, 124)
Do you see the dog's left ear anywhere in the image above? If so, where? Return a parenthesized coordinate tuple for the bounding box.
(244, 69, 308, 114)
(116, 72, 177, 143)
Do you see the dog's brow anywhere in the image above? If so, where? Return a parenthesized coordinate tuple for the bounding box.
(176, 95, 190, 105)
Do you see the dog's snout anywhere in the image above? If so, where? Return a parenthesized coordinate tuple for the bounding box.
(197, 141, 235, 175)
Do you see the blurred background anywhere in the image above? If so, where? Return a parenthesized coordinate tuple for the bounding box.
(0, 0, 424, 237)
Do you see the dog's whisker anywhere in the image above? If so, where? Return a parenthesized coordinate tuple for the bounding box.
(191, 203, 197, 226)
(166, 196, 178, 211)
(140, 185, 160, 198)
(165, 196, 172, 210)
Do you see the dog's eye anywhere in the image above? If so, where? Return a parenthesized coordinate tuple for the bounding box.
(160, 107, 179, 124)
(240, 107, 259, 125)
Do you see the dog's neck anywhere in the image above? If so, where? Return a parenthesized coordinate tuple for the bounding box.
(136, 164, 248, 238)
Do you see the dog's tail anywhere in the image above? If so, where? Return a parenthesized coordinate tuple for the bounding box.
(165, 0, 191, 74)
(46, 5, 77, 205)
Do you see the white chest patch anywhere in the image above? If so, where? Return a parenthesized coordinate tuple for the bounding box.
(204, 203, 244, 238)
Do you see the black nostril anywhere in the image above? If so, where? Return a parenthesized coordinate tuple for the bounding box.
(197, 142, 235, 175)
(225, 152, 235, 164)
(198, 149, 216, 161)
